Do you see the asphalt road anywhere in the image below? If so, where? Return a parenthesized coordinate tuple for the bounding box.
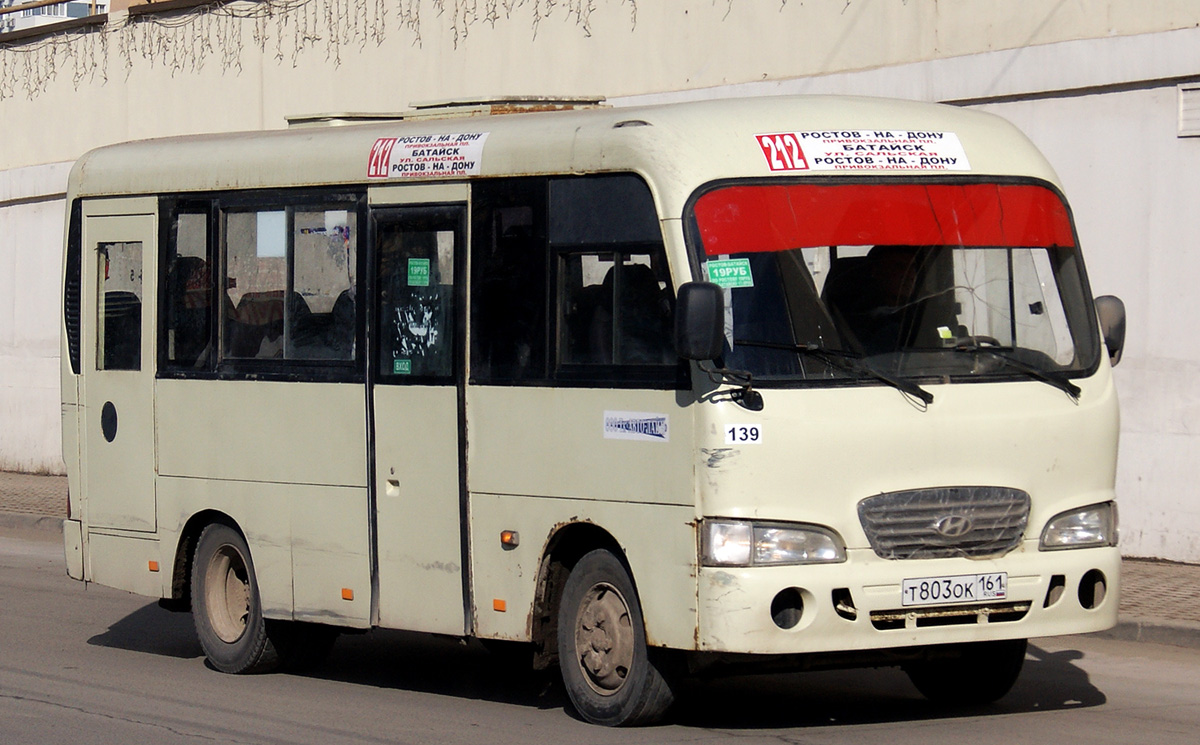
(3, 524, 1199, 745)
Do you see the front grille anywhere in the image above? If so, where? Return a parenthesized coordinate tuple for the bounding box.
(857, 486, 1030, 560)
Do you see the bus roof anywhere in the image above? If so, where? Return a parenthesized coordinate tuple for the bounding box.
(68, 94, 1061, 218)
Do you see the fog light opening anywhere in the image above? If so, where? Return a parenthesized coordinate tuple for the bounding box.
(832, 587, 858, 621)
(1044, 574, 1066, 608)
(1078, 569, 1107, 610)
(771, 587, 805, 629)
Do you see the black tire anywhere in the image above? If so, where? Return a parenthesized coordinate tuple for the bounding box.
(557, 549, 675, 726)
(904, 638, 1028, 705)
(191, 522, 281, 674)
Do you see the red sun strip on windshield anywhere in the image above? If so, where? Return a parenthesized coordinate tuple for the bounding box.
(694, 183, 1075, 255)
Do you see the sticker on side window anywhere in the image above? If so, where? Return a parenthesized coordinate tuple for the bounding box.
(368, 132, 490, 179)
(407, 258, 431, 287)
(706, 258, 754, 289)
(756, 130, 970, 172)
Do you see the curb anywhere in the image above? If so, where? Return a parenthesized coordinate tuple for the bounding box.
(1096, 618, 1200, 650)
(0, 512, 63, 533)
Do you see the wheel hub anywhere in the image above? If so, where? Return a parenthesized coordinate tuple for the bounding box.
(205, 544, 250, 644)
(574, 582, 634, 695)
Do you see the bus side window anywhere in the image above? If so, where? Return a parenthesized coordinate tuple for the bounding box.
(550, 175, 675, 373)
(164, 210, 213, 370)
(469, 174, 676, 385)
(292, 208, 356, 360)
(221, 203, 357, 362)
(97, 241, 143, 371)
(223, 209, 285, 359)
(470, 178, 549, 383)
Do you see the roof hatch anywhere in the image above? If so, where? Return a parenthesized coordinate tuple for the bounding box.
(287, 96, 606, 128)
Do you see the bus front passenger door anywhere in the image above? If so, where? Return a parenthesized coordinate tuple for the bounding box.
(370, 200, 468, 634)
(80, 199, 158, 535)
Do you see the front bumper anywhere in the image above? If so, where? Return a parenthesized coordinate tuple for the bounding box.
(697, 543, 1119, 654)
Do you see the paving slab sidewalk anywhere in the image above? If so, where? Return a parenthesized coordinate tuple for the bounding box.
(0, 471, 68, 532)
(3, 470, 1199, 647)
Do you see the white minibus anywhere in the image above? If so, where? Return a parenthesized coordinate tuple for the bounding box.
(61, 95, 1126, 725)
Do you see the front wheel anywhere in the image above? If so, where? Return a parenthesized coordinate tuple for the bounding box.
(557, 549, 674, 726)
(191, 522, 280, 674)
(904, 639, 1028, 705)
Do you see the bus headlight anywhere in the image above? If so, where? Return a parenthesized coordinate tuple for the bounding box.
(701, 520, 846, 566)
(1040, 502, 1118, 550)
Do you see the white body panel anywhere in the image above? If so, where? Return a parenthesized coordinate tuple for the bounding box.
(691, 369, 1120, 652)
(695, 372, 1119, 538)
(469, 493, 698, 649)
(466, 387, 694, 505)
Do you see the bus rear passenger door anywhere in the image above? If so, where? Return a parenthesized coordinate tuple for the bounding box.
(370, 193, 468, 634)
(79, 199, 158, 534)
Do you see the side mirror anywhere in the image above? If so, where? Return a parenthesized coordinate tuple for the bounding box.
(674, 281, 725, 360)
(1094, 295, 1126, 367)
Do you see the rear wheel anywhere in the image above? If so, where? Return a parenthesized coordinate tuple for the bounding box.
(557, 549, 674, 726)
(904, 639, 1028, 705)
(191, 523, 280, 674)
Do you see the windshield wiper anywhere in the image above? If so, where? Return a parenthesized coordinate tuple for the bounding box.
(734, 340, 935, 405)
(952, 342, 1081, 402)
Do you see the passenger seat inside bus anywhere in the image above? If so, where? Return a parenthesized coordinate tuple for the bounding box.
(102, 290, 141, 369)
(326, 288, 355, 356)
(614, 263, 673, 364)
(167, 256, 211, 368)
(227, 291, 285, 358)
(580, 263, 672, 365)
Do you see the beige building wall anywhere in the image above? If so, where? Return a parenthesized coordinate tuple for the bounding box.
(3, 0, 1200, 170)
(0, 162, 71, 474)
(2, 0, 1198, 560)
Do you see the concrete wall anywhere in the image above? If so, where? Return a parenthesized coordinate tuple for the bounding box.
(987, 88, 1200, 562)
(1, 0, 1198, 559)
(0, 162, 71, 473)
(4, 0, 1200, 170)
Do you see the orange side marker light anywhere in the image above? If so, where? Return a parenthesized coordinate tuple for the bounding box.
(493, 599, 507, 612)
(342, 588, 354, 601)
(148, 561, 160, 572)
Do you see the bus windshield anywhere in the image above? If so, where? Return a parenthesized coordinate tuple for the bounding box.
(689, 181, 1100, 384)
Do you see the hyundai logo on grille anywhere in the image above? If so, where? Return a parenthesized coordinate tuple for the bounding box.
(934, 515, 974, 538)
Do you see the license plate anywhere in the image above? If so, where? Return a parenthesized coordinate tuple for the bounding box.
(901, 572, 1007, 607)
